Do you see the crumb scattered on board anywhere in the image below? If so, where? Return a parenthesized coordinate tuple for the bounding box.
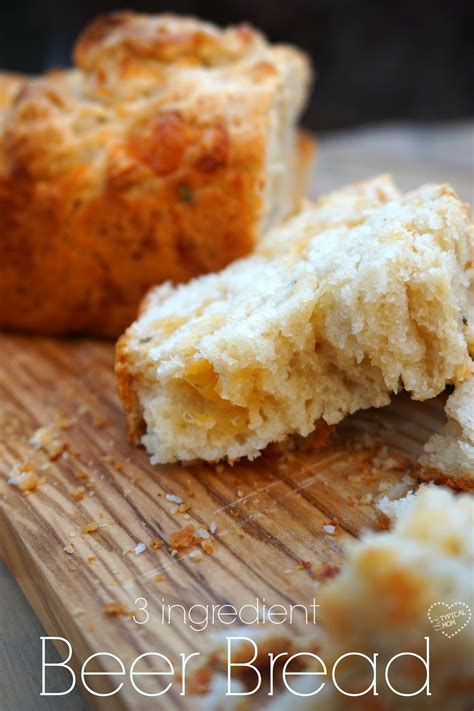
(104, 601, 128, 617)
(8, 464, 39, 493)
(169, 523, 215, 559)
(82, 522, 99, 534)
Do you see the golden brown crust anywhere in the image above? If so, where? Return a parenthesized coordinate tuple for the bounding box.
(293, 130, 316, 205)
(74, 12, 266, 103)
(115, 333, 145, 443)
(418, 466, 474, 492)
(0, 13, 311, 337)
(0, 73, 25, 111)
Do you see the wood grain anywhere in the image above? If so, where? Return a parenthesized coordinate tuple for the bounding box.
(0, 122, 470, 710)
(0, 333, 445, 710)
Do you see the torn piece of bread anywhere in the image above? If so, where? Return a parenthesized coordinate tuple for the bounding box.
(320, 486, 474, 653)
(0, 12, 312, 337)
(419, 377, 474, 489)
(265, 486, 474, 710)
(117, 176, 474, 464)
(319, 485, 474, 709)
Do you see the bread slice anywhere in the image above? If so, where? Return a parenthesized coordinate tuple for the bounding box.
(0, 12, 312, 336)
(116, 175, 474, 464)
(267, 486, 474, 709)
(419, 377, 474, 489)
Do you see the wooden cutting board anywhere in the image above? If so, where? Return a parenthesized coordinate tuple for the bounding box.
(0, 124, 471, 710)
(0, 334, 446, 710)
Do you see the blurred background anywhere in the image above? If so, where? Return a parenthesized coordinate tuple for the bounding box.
(0, 0, 472, 131)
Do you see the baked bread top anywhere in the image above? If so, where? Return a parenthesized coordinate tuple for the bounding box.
(2, 13, 309, 181)
(116, 175, 474, 464)
(74, 12, 268, 102)
(0, 12, 311, 336)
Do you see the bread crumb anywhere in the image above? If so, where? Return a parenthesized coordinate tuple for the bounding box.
(201, 539, 214, 555)
(169, 524, 196, 551)
(29, 425, 66, 460)
(104, 601, 127, 616)
(74, 470, 90, 482)
(314, 563, 340, 582)
(322, 522, 339, 536)
(57, 417, 73, 431)
(150, 537, 164, 550)
(69, 486, 85, 501)
(8, 464, 38, 493)
(377, 487, 419, 521)
(296, 560, 312, 571)
(63, 544, 75, 555)
(101, 455, 123, 472)
(177, 502, 192, 513)
(82, 522, 99, 534)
